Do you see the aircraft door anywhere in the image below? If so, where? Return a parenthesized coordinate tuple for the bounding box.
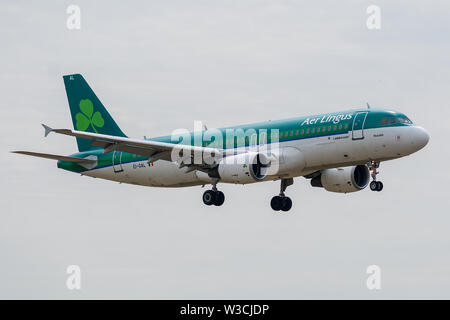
(352, 112, 368, 140)
(112, 151, 123, 173)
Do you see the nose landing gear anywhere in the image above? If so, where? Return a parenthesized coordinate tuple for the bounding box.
(369, 180, 383, 192)
(368, 161, 383, 192)
(271, 178, 293, 212)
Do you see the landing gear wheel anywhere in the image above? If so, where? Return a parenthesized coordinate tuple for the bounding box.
(280, 197, 292, 212)
(370, 181, 378, 191)
(271, 178, 294, 212)
(214, 191, 225, 206)
(370, 180, 383, 192)
(203, 190, 216, 206)
(271, 196, 282, 211)
(376, 181, 383, 192)
(271, 196, 292, 212)
(368, 161, 383, 192)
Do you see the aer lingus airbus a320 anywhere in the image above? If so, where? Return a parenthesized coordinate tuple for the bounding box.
(13, 74, 429, 212)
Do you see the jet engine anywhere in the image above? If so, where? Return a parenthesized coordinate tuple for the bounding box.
(310, 165, 370, 193)
(216, 152, 272, 184)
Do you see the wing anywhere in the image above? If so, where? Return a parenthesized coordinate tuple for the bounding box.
(42, 124, 225, 169)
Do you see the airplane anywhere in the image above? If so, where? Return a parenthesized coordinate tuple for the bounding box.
(13, 74, 429, 212)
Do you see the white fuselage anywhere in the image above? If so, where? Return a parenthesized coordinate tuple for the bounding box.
(82, 125, 429, 187)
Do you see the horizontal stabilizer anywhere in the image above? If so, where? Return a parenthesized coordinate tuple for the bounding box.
(12, 151, 97, 164)
(42, 124, 53, 137)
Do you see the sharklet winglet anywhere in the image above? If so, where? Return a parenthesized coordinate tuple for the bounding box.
(42, 124, 53, 137)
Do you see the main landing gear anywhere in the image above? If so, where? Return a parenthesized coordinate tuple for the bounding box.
(202, 178, 225, 206)
(271, 178, 293, 212)
(368, 160, 383, 192)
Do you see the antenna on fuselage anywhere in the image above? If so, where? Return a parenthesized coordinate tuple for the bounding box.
(366, 103, 371, 109)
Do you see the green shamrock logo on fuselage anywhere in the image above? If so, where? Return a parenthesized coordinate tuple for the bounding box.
(75, 99, 104, 133)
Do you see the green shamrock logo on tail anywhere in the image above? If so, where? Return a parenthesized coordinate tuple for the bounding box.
(75, 99, 104, 133)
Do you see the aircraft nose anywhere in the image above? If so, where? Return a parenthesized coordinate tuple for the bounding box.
(413, 126, 429, 150)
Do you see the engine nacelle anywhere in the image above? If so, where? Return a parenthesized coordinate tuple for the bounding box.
(217, 152, 271, 184)
(311, 165, 370, 193)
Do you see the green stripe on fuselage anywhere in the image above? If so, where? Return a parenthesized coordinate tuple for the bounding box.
(148, 108, 413, 147)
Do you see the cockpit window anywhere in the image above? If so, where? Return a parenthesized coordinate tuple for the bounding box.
(381, 115, 413, 126)
(397, 117, 413, 124)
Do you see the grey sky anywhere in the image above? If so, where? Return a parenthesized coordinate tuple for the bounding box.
(1, 0, 449, 299)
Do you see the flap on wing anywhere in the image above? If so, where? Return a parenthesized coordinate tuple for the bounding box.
(12, 151, 97, 164)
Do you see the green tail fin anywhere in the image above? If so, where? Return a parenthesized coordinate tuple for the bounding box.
(63, 74, 127, 152)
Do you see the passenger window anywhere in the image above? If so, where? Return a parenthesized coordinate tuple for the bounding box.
(306, 128, 310, 134)
(338, 124, 342, 130)
(295, 130, 299, 136)
(333, 125, 337, 131)
(301, 129, 304, 135)
(290, 131, 293, 137)
(311, 128, 315, 133)
(344, 124, 348, 129)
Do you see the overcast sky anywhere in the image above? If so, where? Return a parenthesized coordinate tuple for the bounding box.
(1, 0, 449, 299)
